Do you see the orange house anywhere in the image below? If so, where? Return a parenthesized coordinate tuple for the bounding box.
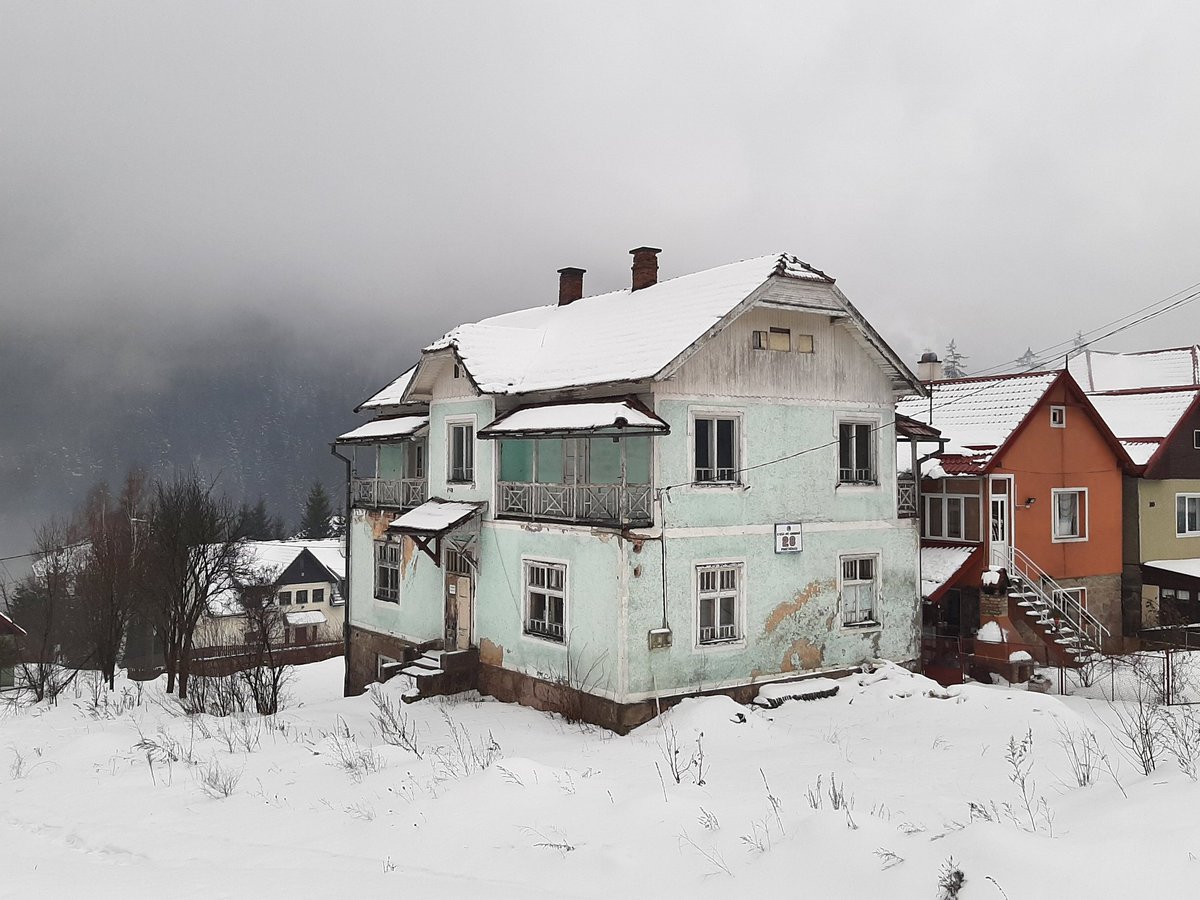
(899, 370, 1134, 677)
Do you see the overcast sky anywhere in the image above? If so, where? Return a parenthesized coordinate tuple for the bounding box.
(4, 2, 1200, 375)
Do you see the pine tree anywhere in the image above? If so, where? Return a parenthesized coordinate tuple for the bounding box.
(943, 340, 969, 379)
(1016, 347, 1039, 371)
(299, 481, 334, 539)
(242, 497, 284, 541)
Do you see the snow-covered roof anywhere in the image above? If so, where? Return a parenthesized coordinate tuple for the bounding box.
(897, 372, 1059, 469)
(285, 610, 327, 627)
(358, 366, 418, 411)
(921, 546, 976, 600)
(0, 610, 25, 636)
(1069, 346, 1200, 392)
(337, 415, 429, 443)
(208, 540, 346, 617)
(389, 499, 484, 535)
(357, 253, 920, 402)
(1144, 558, 1200, 579)
(479, 399, 668, 438)
(1086, 389, 1200, 466)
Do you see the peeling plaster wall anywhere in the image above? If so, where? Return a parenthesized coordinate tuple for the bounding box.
(623, 522, 920, 698)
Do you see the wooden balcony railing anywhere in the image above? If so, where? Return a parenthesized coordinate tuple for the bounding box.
(897, 476, 917, 518)
(351, 477, 426, 510)
(498, 481, 653, 527)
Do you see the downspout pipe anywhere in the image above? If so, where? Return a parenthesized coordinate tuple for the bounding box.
(330, 442, 354, 697)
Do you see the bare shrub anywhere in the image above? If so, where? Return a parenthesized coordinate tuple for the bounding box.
(874, 847, 904, 869)
(215, 717, 262, 754)
(369, 686, 422, 757)
(324, 719, 386, 783)
(197, 758, 241, 797)
(678, 829, 733, 877)
(1055, 720, 1104, 787)
(178, 672, 251, 718)
(1002, 729, 1053, 835)
(1163, 706, 1200, 780)
(656, 717, 708, 786)
(1106, 669, 1165, 776)
(431, 709, 501, 780)
(937, 856, 966, 900)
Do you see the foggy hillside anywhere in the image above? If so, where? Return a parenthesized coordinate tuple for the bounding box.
(0, 311, 405, 558)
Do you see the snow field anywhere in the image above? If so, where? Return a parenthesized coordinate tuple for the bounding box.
(2, 659, 1199, 899)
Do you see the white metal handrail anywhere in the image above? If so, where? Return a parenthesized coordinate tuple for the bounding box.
(1007, 546, 1110, 654)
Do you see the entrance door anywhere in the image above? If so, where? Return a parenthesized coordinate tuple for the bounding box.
(443, 547, 474, 650)
(989, 476, 1011, 568)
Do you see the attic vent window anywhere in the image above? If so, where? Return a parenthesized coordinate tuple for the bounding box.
(1050, 405, 1066, 428)
(753, 328, 801, 352)
(1193, 429, 1200, 450)
(453, 363, 462, 379)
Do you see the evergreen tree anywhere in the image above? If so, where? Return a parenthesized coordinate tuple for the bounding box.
(1016, 347, 1039, 371)
(943, 340, 969, 379)
(299, 481, 334, 539)
(242, 497, 284, 541)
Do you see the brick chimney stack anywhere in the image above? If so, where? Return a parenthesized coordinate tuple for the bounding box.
(629, 246, 662, 291)
(557, 267, 586, 306)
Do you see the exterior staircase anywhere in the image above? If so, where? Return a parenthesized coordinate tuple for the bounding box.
(395, 645, 480, 701)
(1003, 547, 1110, 666)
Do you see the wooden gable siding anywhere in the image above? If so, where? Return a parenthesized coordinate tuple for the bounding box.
(1145, 395, 1200, 480)
(655, 306, 894, 404)
(992, 379, 1124, 580)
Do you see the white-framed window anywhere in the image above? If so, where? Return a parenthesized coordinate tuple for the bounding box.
(1193, 429, 1199, 450)
(407, 439, 426, 479)
(693, 414, 740, 484)
(524, 560, 566, 642)
(312, 588, 325, 604)
(697, 563, 741, 644)
(448, 422, 474, 483)
(278, 590, 292, 605)
(1050, 405, 1066, 428)
(375, 540, 400, 602)
(840, 555, 879, 627)
(376, 654, 398, 681)
(1178, 494, 1200, 536)
(295, 589, 309, 604)
(838, 420, 875, 484)
(1051, 488, 1088, 541)
(922, 478, 983, 542)
(1053, 586, 1087, 612)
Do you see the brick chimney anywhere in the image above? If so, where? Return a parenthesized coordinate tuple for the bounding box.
(629, 246, 662, 291)
(557, 267, 586, 306)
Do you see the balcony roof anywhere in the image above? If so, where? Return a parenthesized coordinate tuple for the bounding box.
(336, 415, 429, 443)
(478, 397, 669, 439)
(389, 499, 485, 537)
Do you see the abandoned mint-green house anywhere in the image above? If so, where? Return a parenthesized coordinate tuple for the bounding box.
(336, 248, 927, 730)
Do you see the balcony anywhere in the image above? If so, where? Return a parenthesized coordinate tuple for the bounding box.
(351, 477, 426, 510)
(498, 481, 653, 528)
(897, 476, 917, 518)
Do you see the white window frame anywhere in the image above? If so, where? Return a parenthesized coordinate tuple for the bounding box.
(695, 561, 744, 647)
(1050, 405, 1066, 428)
(837, 418, 877, 485)
(1193, 429, 1200, 450)
(1051, 488, 1088, 542)
(375, 539, 400, 603)
(1177, 493, 1200, 537)
(1053, 586, 1087, 612)
(690, 410, 743, 485)
(922, 491, 982, 542)
(376, 654, 398, 681)
(839, 554, 881, 628)
(523, 559, 567, 644)
(447, 419, 475, 484)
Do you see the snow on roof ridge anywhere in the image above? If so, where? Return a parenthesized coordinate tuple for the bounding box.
(925, 369, 1062, 387)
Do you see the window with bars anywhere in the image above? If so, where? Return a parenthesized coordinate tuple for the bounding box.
(693, 415, 739, 484)
(841, 556, 878, 627)
(697, 564, 741, 644)
(1052, 489, 1087, 541)
(449, 423, 474, 483)
(1177, 494, 1200, 536)
(838, 421, 875, 483)
(525, 560, 566, 642)
(375, 540, 400, 603)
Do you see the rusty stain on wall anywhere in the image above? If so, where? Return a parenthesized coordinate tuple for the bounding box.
(479, 637, 504, 667)
(401, 535, 417, 576)
(780, 638, 824, 672)
(764, 579, 830, 634)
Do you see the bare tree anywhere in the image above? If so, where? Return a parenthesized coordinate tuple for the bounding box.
(237, 578, 293, 715)
(9, 520, 86, 702)
(76, 470, 149, 689)
(144, 472, 245, 698)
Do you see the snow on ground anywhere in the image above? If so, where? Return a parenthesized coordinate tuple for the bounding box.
(3, 658, 1200, 899)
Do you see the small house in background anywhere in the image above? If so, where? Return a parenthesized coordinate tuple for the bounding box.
(201, 539, 346, 650)
(1075, 348, 1200, 638)
(0, 610, 25, 690)
(338, 247, 927, 731)
(898, 369, 1133, 683)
